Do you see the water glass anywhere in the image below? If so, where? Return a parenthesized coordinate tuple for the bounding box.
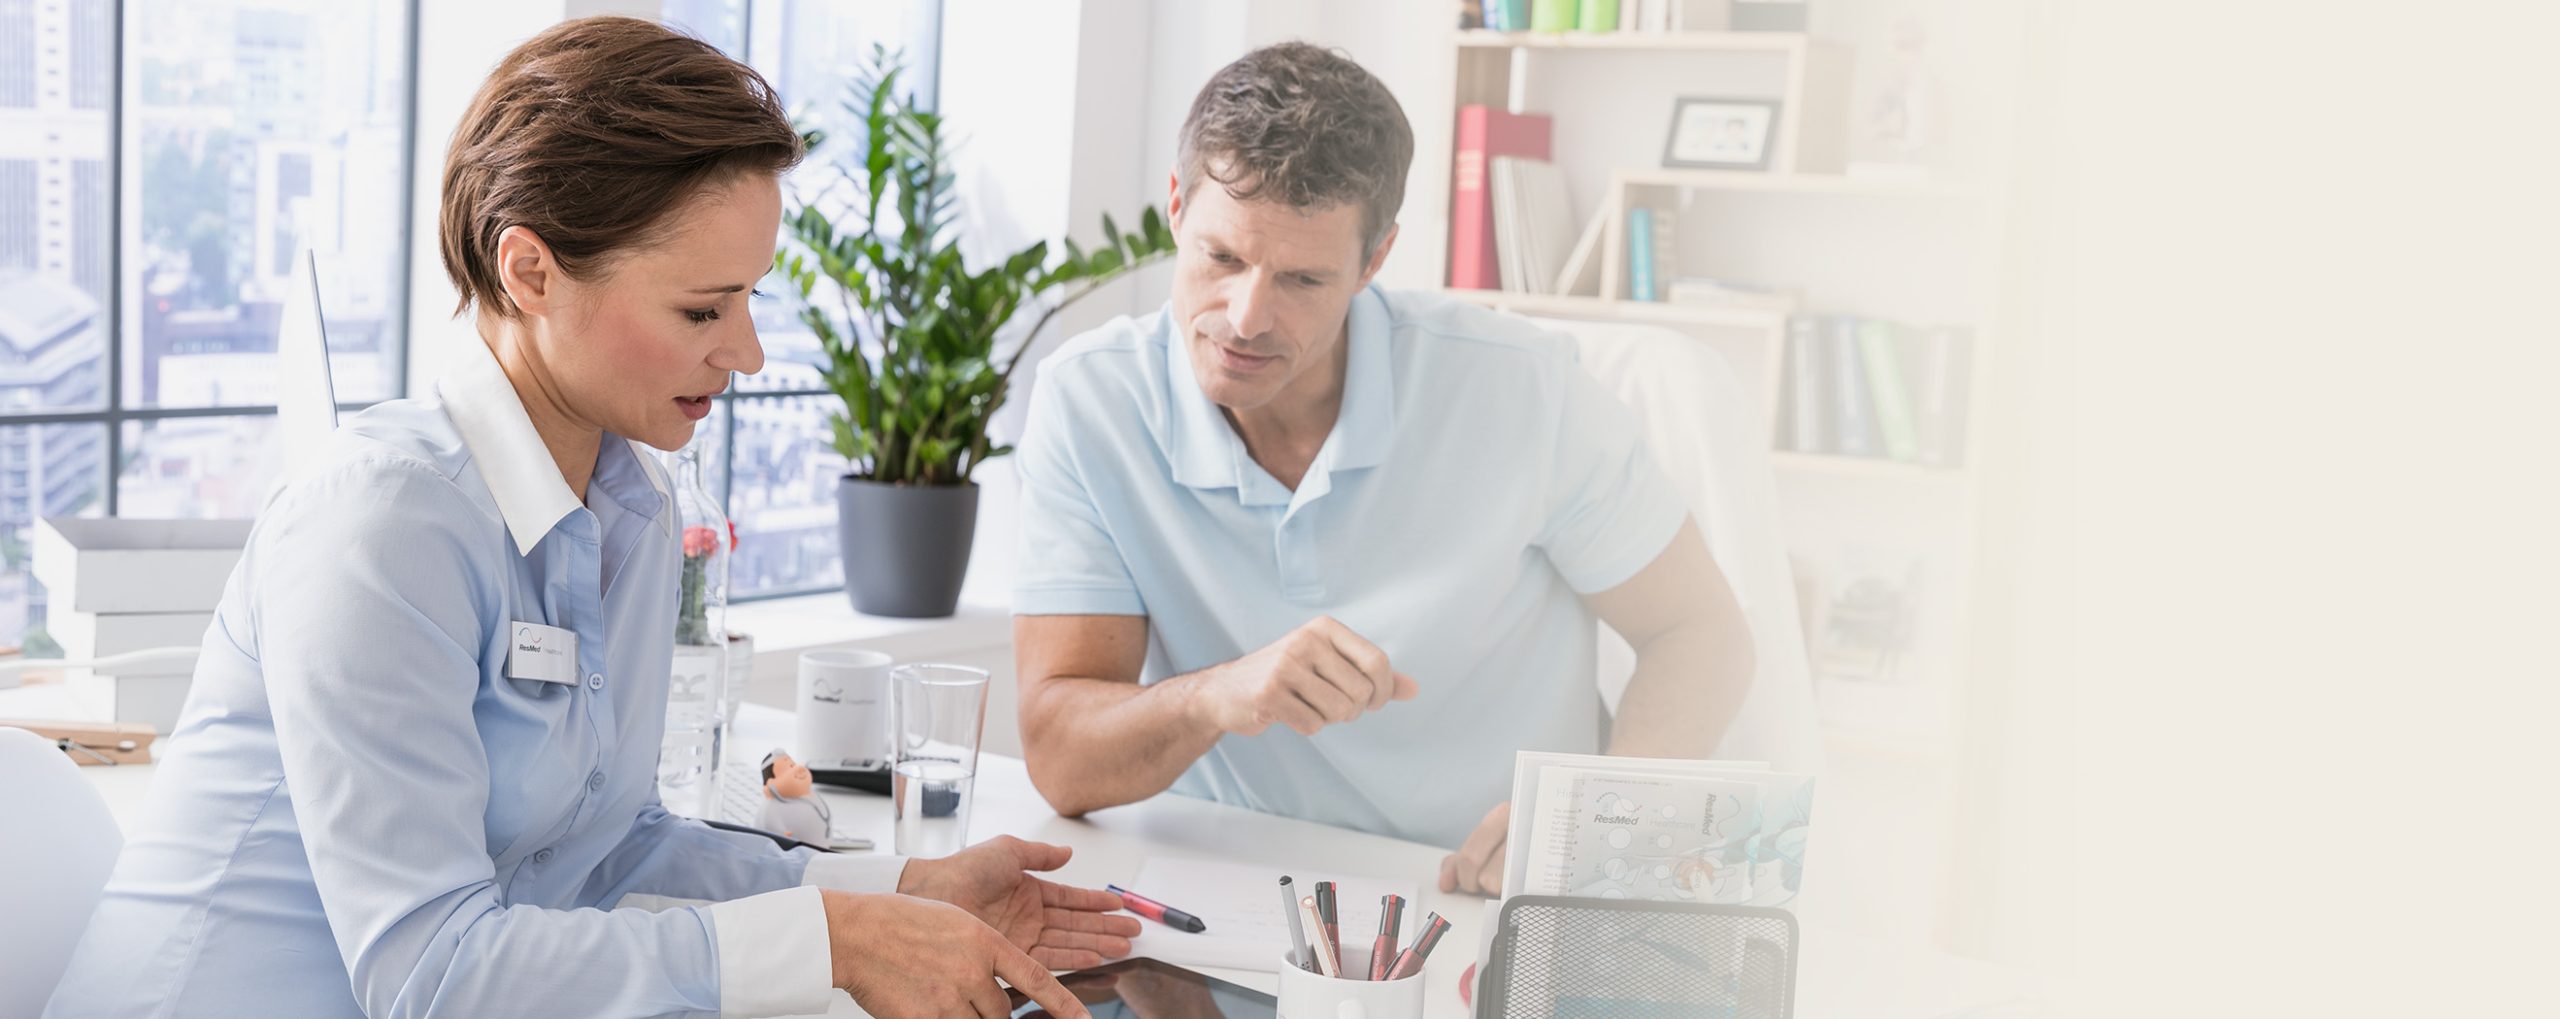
(891, 663, 988, 858)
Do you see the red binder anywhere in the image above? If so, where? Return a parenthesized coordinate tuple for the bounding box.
(1447, 105, 1553, 290)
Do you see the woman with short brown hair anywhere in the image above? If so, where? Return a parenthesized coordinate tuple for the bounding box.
(43, 18, 1119, 1019)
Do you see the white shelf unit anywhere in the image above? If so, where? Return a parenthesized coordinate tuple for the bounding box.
(1454, 30, 1852, 175)
(1457, 29, 1817, 53)
(1437, 16, 2024, 953)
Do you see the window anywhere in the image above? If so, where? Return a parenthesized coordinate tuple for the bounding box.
(0, 0, 415, 651)
(662, 0, 944, 599)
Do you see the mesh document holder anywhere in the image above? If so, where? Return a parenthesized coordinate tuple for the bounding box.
(1478, 896, 1798, 1019)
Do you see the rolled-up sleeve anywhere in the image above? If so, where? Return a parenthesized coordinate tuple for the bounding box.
(254, 458, 809, 1017)
(1012, 372, 1148, 616)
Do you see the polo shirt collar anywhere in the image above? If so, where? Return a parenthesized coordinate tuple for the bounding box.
(438, 327, 671, 556)
(1162, 285, 1397, 503)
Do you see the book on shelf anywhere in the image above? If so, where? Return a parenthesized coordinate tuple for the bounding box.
(1625, 206, 1656, 302)
(1623, 204, 1677, 302)
(1554, 204, 1609, 297)
(1913, 325, 1974, 466)
(1531, 0, 1580, 32)
(1781, 314, 1829, 453)
(1490, 156, 1577, 296)
(1778, 314, 1975, 467)
(1857, 318, 1920, 462)
(1578, 0, 1619, 32)
(1448, 106, 1553, 291)
(1474, 0, 1723, 33)
(1829, 317, 1878, 457)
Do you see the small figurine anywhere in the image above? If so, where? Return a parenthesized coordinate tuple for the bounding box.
(756, 748, 832, 843)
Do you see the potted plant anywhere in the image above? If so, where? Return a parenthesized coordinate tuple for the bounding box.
(778, 49, 1175, 618)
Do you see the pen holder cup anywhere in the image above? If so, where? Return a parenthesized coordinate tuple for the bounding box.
(1276, 949, 1424, 1019)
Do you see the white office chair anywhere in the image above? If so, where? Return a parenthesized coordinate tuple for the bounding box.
(0, 725, 124, 1016)
(1533, 316, 1825, 775)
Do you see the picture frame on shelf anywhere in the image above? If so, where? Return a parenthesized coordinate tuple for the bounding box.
(1663, 96, 1781, 171)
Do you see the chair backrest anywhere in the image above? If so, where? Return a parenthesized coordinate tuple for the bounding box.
(1533, 317, 1824, 774)
(0, 725, 124, 1016)
(1481, 895, 1798, 1019)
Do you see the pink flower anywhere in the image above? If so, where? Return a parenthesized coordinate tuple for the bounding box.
(683, 526, 720, 558)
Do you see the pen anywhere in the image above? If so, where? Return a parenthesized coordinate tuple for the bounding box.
(1383, 912, 1450, 981)
(1369, 894, 1405, 981)
(1279, 876, 1314, 972)
(1299, 896, 1341, 977)
(1106, 885, 1208, 933)
(1314, 881, 1340, 971)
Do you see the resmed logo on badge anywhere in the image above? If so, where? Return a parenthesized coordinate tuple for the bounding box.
(518, 626, 547, 656)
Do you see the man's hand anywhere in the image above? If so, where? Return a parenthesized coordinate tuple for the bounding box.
(1439, 802, 1511, 897)
(821, 889, 1090, 1019)
(1191, 616, 1419, 736)
(898, 835, 1142, 969)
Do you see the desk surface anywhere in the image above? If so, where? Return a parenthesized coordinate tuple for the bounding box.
(78, 705, 2037, 1019)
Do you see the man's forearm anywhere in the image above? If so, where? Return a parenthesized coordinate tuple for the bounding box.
(1605, 617, 1755, 760)
(1019, 669, 1228, 816)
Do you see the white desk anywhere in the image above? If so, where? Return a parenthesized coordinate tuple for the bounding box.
(76, 704, 2039, 1018)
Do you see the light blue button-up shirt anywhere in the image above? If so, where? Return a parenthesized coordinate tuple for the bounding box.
(1013, 286, 1688, 849)
(45, 332, 895, 1019)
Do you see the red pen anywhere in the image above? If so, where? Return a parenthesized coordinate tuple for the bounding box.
(1383, 912, 1449, 981)
(1369, 894, 1405, 981)
(1106, 884, 1207, 933)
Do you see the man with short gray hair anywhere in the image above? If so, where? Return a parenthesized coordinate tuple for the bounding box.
(1011, 42, 1759, 896)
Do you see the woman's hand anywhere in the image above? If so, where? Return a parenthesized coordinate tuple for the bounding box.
(898, 835, 1142, 969)
(820, 889, 1090, 1019)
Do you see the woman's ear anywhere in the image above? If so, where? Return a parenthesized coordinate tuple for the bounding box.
(493, 225, 558, 318)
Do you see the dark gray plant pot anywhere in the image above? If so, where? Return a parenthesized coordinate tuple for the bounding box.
(836, 478, 978, 619)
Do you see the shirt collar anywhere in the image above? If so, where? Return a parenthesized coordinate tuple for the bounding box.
(437, 327, 672, 556)
(1162, 285, 1397, 499)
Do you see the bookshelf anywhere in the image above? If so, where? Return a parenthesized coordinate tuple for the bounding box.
(1435, 7, 2023, 951)
(1617, 166, 1978, 200)
(1769, 451, 1965, 482)
(1456, 29, 1814, 53)
(1438, 287, 1785, 329)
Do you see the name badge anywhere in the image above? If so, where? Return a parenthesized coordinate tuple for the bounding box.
(507, 622, 579, 685)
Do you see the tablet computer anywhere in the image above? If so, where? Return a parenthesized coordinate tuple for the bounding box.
(1006, 957, 1277, 1018)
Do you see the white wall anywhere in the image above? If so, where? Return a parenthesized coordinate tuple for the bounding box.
(403, 0, 655, 390)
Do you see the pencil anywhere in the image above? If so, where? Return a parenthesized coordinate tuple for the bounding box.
(1299, 896, 1340, 977)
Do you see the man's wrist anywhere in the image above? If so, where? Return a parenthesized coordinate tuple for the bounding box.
(1160, 666, 1225, 735)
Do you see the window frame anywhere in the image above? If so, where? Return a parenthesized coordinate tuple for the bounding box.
(717, 0, 945, 603)
(0, 0, 424, 516)
(1, 0, 944, 601)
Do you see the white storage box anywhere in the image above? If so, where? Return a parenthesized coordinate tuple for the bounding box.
(52, 610, 216, 661)
(32, 518, 251, 615)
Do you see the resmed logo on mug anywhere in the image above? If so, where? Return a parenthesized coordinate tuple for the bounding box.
(794, 648, 895, 770)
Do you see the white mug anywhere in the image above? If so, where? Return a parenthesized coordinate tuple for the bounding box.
(793, 648, 893, 770)
(1276, 949, 1424, 1019)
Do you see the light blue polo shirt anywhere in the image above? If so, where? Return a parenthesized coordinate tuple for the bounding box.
(1013, 286, 1688, 849)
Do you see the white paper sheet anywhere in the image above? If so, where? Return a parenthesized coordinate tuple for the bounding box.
(1504, 751, 1814, 909)
(1122, 856, 1421, 974)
